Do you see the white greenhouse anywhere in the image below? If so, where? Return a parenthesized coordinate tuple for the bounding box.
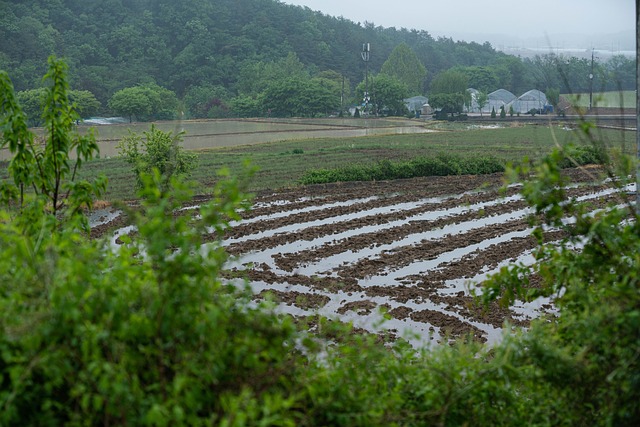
(485, 89, 516, 114)
(507, 89, 548, 114)
(466, 89, 518, 114)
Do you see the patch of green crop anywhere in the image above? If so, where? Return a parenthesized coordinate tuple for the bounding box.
(564, 91, 635, 109)
(58, 123, 634, 200)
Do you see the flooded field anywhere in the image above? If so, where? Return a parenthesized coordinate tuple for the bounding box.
(0, 118, 434, 160)
(96, 166, 621, 348)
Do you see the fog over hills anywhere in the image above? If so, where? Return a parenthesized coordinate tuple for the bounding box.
(433, 30, 635, 59)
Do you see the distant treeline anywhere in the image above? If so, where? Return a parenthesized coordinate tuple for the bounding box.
(0, 0, 634, 117)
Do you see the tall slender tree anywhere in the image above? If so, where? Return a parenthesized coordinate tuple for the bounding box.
(0, 55, 106, 221)
(380, 43, 427, 95)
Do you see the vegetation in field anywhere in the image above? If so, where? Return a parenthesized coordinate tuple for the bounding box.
(69, 122, 631, 200)
(298, 143, 605, 185)
(299, 154, 506, 184)
(564, 90, 636, 109)
(117, 125, 198, 190)
(3, 118, 630, 201)
(1, 56, 639, 426)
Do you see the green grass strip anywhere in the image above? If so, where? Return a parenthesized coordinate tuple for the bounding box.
(299, 146, 603, 185)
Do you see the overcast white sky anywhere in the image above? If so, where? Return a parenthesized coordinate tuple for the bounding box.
(281, 0, 634, 44)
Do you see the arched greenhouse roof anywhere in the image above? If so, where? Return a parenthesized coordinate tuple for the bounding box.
(517, 89, 547, 101)
(488, 89, 516, 103)
(508, 89, 548, 113)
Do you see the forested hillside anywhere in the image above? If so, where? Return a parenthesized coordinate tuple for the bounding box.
(0, 0, 634, 118)
(0, 0, 507, 96)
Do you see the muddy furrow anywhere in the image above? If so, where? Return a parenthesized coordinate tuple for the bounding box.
(223, 193, 526, 254)
(236, 268, 364, 294)
(223, 181, 612, 255)
(334, 218, 531, 280)
(225, 187, 520, 240)
(271, 198, 529, 271)
(401, 229, 566, 288)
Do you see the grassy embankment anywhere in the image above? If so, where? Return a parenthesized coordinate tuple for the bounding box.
(72, 120, 633, 201)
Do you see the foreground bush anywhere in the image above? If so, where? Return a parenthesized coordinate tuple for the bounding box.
(0, 171, 306, 425)
(483, 141, 640, 425)
(1, 58, 637, 426)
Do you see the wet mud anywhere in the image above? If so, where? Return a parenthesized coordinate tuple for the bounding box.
(97, 166, 622, 346)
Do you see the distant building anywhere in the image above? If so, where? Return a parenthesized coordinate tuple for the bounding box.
(465, 88, 518, 114)
(421, 103, 433, 116)
(404, 96, 429, 113)
(486, 89, 517, 114)
(507, 89, 548, 114)
(448, 87, 553, 115)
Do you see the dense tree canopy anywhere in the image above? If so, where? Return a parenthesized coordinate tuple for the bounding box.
(262, 76, 341, 117)
(453, 65, 499, 92)
(108, 83, 178, 122)
(380, 43, 427, 95)
(0, 0, 633, 120)
(429, 69, 470, 116)
(108, 87, 153, 123)
(0, 1, 549, 110)
(182, 84, 231, 119)
(356, 74, 409, 116)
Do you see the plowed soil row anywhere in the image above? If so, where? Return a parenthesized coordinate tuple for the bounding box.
(220, 166, 615, 345)
(96, 166, 617, 346)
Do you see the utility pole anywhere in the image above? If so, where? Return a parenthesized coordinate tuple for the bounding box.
(589, 48, 594, 111)
(341, 74, 344, 116)
(361, 43, 370, 115)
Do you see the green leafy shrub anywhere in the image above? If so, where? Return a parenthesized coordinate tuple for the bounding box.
(299, 154, 505, 185)
(0, 168, 310, 425)
(483, 124, 640, 424)
(117, 125, 198, 191)
(299, 144, 606, 186)
(0, 55, 106, 224)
